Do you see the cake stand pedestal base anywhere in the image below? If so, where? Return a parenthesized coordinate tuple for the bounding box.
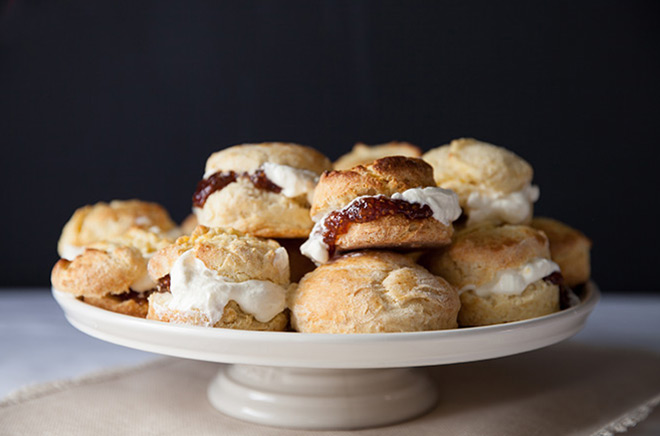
(207, 364, 438, 430)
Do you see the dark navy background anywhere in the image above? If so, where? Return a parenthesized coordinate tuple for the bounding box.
(1, 1, 658, 290)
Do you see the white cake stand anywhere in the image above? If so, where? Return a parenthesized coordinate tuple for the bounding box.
(52, 283, 599, 430)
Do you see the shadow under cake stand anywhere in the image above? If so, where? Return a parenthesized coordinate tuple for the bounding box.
(52, 283, 599, 430)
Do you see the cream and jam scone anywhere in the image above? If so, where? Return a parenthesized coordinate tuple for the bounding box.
(192, 143, 332, 238)
(333, 141, 422, 170)
(423, 138, 539, 227)
(421, 224, 561, 327)
(290, 251, 459, 333)
(146, 226, 290, 331)
(57, 199, 178, 260)
(51, 228, 174, 317)
(531, 217, 592, 288)
(300, 156, 461, 264)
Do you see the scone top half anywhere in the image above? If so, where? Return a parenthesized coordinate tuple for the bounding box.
(333, 141, 422, 170)
(290, 251, 460, 333)
(422, 138, 539, 227)
(301, 156, 462, 264)
(147, 226, 290, 328)
(192, 143, 332, 238)
(57, 199, 178, 261)
(422, 224, 562, 326)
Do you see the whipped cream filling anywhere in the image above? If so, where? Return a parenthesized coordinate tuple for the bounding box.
(301, 187, 461, 264)
(165, 250, 287, 325)
(261, 162, 318, 203)
(465, 183, 540, 226)
(459, 257, 560, 297)
(60, 244, 86, 261)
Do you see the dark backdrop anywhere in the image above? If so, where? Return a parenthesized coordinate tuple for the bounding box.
(1, 1, 659, 291)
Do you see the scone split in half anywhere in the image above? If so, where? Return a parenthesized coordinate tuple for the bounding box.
(192, 143, 332, 238)
(301, 156, 462, 264)
(146, 226, 290, 331)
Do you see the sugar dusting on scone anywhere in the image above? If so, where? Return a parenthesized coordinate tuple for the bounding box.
(146, 226, 290, 331)
(423, 138, 538, 226)
(300, 156, 461, 264)
(192, 143, 332, 238)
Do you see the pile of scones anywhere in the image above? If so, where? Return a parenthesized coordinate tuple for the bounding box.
(51, 139, 592, 333)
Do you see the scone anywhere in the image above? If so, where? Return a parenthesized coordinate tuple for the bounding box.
(290, 251, 460, 333)
(180, 213, 198, 235)
(57, 199, 178, 260)
(300, 156, 461, 264)
(192, 143, 332, 238)
(146, 226, 289, 331)
(421, 224, 561, 327)
(531, 217, 592, 287)
(422, 138, 539, 226)
(333, 141, 422, 170)
(51, 228, 174, 317)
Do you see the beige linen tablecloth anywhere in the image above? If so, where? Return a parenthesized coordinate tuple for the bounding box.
(2, 342, 659, 436)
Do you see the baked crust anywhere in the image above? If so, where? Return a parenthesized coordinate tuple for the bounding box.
(204, 142, 332, 176)
(290, 251, 460, 333)
(82, 294, 149, 318)
(195, 178, 313, 238)
(311, 156, 436, 218)
(57, 199, 176, 258)
(335, 214, 454, 253)
(148, 225, 289, 285)
(421, 224, 551, 288)
(147, 293, 289, 331)
(531, 217, 592, 287)
(458, 279, 559, 327)
(422, 138, 533, 200)
(51, 246, 147, 297)
(333, 141, 422, 170)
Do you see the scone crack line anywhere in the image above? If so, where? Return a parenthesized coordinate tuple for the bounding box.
(194, 163, 319, 208)
(301, 187, 461, 264)
(165, 250, 287, 325)
(458, 257, 560, 297)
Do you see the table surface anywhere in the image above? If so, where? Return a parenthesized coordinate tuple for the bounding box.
(2, 289, 660, 432)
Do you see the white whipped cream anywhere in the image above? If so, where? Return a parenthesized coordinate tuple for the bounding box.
(300, 187, 461, 264)
(466, 184, 540, 226)
(60, 244, 86, 261)
(459, 257, 560, 297)
(166, 250, 287, 325)
(262, 162, 318, 203)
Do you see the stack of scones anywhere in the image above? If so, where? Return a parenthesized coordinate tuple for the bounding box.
(52, 139, 591, 332)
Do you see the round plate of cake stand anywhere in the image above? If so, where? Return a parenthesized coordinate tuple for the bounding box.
(52, 282, 599, 430)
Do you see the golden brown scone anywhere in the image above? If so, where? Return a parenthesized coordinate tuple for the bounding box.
(275, 238, 316, 283)
(290, 251, 460, 333)
(146, 226, 290, 331)
(422, 138, 538, 226)
(148, 295, 288, 331)
(421, 224, 561, 326)
(193, 143, 332, 238)
(531, 217, 592, 287)
(333, 141, 422, 170)
(52, 228, 173, 299)
(57, 199, 177, 260)
(148, 225, 289, 284)
(82, 294, 150, 318)
(301, 157, 461, 264)
(180, 213, 198, 235)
